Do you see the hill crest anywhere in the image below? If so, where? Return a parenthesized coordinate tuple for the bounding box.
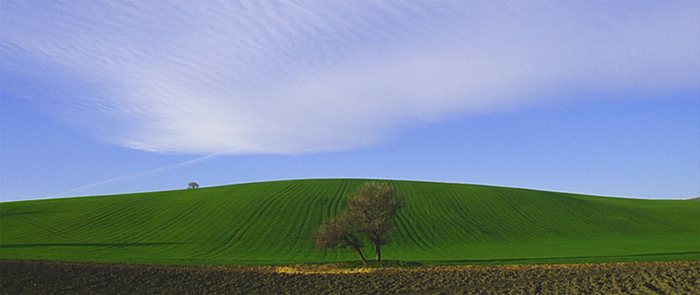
(2, 179, 698, 266)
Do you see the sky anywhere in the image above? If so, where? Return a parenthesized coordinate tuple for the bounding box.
(1, 0, 698, 202)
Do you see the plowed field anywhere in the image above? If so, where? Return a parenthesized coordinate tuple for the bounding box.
(2, 259, 698, 294)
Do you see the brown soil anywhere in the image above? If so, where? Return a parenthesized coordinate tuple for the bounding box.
(2, 259, 698, 294)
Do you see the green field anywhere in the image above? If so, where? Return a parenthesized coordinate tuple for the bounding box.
(1, 179, 698, 266)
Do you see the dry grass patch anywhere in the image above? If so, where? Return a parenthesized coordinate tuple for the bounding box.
(274, 264, 376, 274)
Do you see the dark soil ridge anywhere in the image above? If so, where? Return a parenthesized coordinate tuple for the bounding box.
(2, 259, 699, 294)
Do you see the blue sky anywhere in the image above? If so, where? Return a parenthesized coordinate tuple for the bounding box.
(1, 1, 698, 201)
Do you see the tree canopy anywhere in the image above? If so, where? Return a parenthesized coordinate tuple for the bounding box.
(314, 182, 404, 262)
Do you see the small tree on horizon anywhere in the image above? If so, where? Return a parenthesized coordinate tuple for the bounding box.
(188, 182, 199, 189)
(314, 182, 404, 263)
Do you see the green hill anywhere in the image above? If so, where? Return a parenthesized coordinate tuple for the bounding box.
(1, 179, 698, 266)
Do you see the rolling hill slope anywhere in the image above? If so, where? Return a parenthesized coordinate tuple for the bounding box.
(1, 179, 698, 266)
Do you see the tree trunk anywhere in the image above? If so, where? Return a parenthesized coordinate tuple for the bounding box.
(375, 243, 381, 261)
(344, 234, 367, 264)
(354, 246, 368, 264)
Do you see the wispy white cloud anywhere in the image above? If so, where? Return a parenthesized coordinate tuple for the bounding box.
(2, 1, 698, 154)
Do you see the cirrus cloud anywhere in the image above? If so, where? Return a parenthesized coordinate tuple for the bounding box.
(2, 1, 698, 154)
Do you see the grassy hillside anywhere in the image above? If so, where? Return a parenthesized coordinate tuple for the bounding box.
(1, 179, 698, 266)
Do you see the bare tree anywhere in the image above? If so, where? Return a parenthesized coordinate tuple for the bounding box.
(188, 182, 199, 189)
(314, 182, 403, 262)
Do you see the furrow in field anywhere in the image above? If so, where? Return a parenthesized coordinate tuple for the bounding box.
(391, 184, 434, 252)
(425, 187, 474, 247)
(544, 193, 604, 237)
(328, 179, 348, 218)
(448, 192, 498, 242)
(6, 214, 74, 243)
(523, 192, 572, 235)
(444, 185, 506, 244)
(442, 187, 485, 243)
(443, 187, 501, 244)
(413, 183, 469, 258)
(127, 197, 215, 246)
(393, 211, 430, 252)
(105, 201, 181, 244)
(206, 185, 286, 243)
(443, 186, 482, 244)
(541, 195, 603, 238)
(549, 195, 616, 237)
(82, 202, 165, 244)
(288, 183, 332, 258)
(315, 179, 352, 261)
(58, 200, 136, 235)
(68, 204, 180, 256)
(14, 203, 101, 243)
(495, 191, 560, 240)
(202, 181, 303, 258)
(434, 185, 476, 246)
(61, 200, 145, 241)
(240, 182, 320, 258)
(27, 199, 144, 244)
(276, 181, 335, 260)
(165, 197, 242, 259)
(609, 204, 675, 234)
(405, 184, 449, 250)
(390, 183, 428, 251)
(0, 216, 49, 243)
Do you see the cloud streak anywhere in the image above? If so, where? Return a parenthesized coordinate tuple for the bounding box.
(53, 154, 219, 197)
(2, 1, 698, 154)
